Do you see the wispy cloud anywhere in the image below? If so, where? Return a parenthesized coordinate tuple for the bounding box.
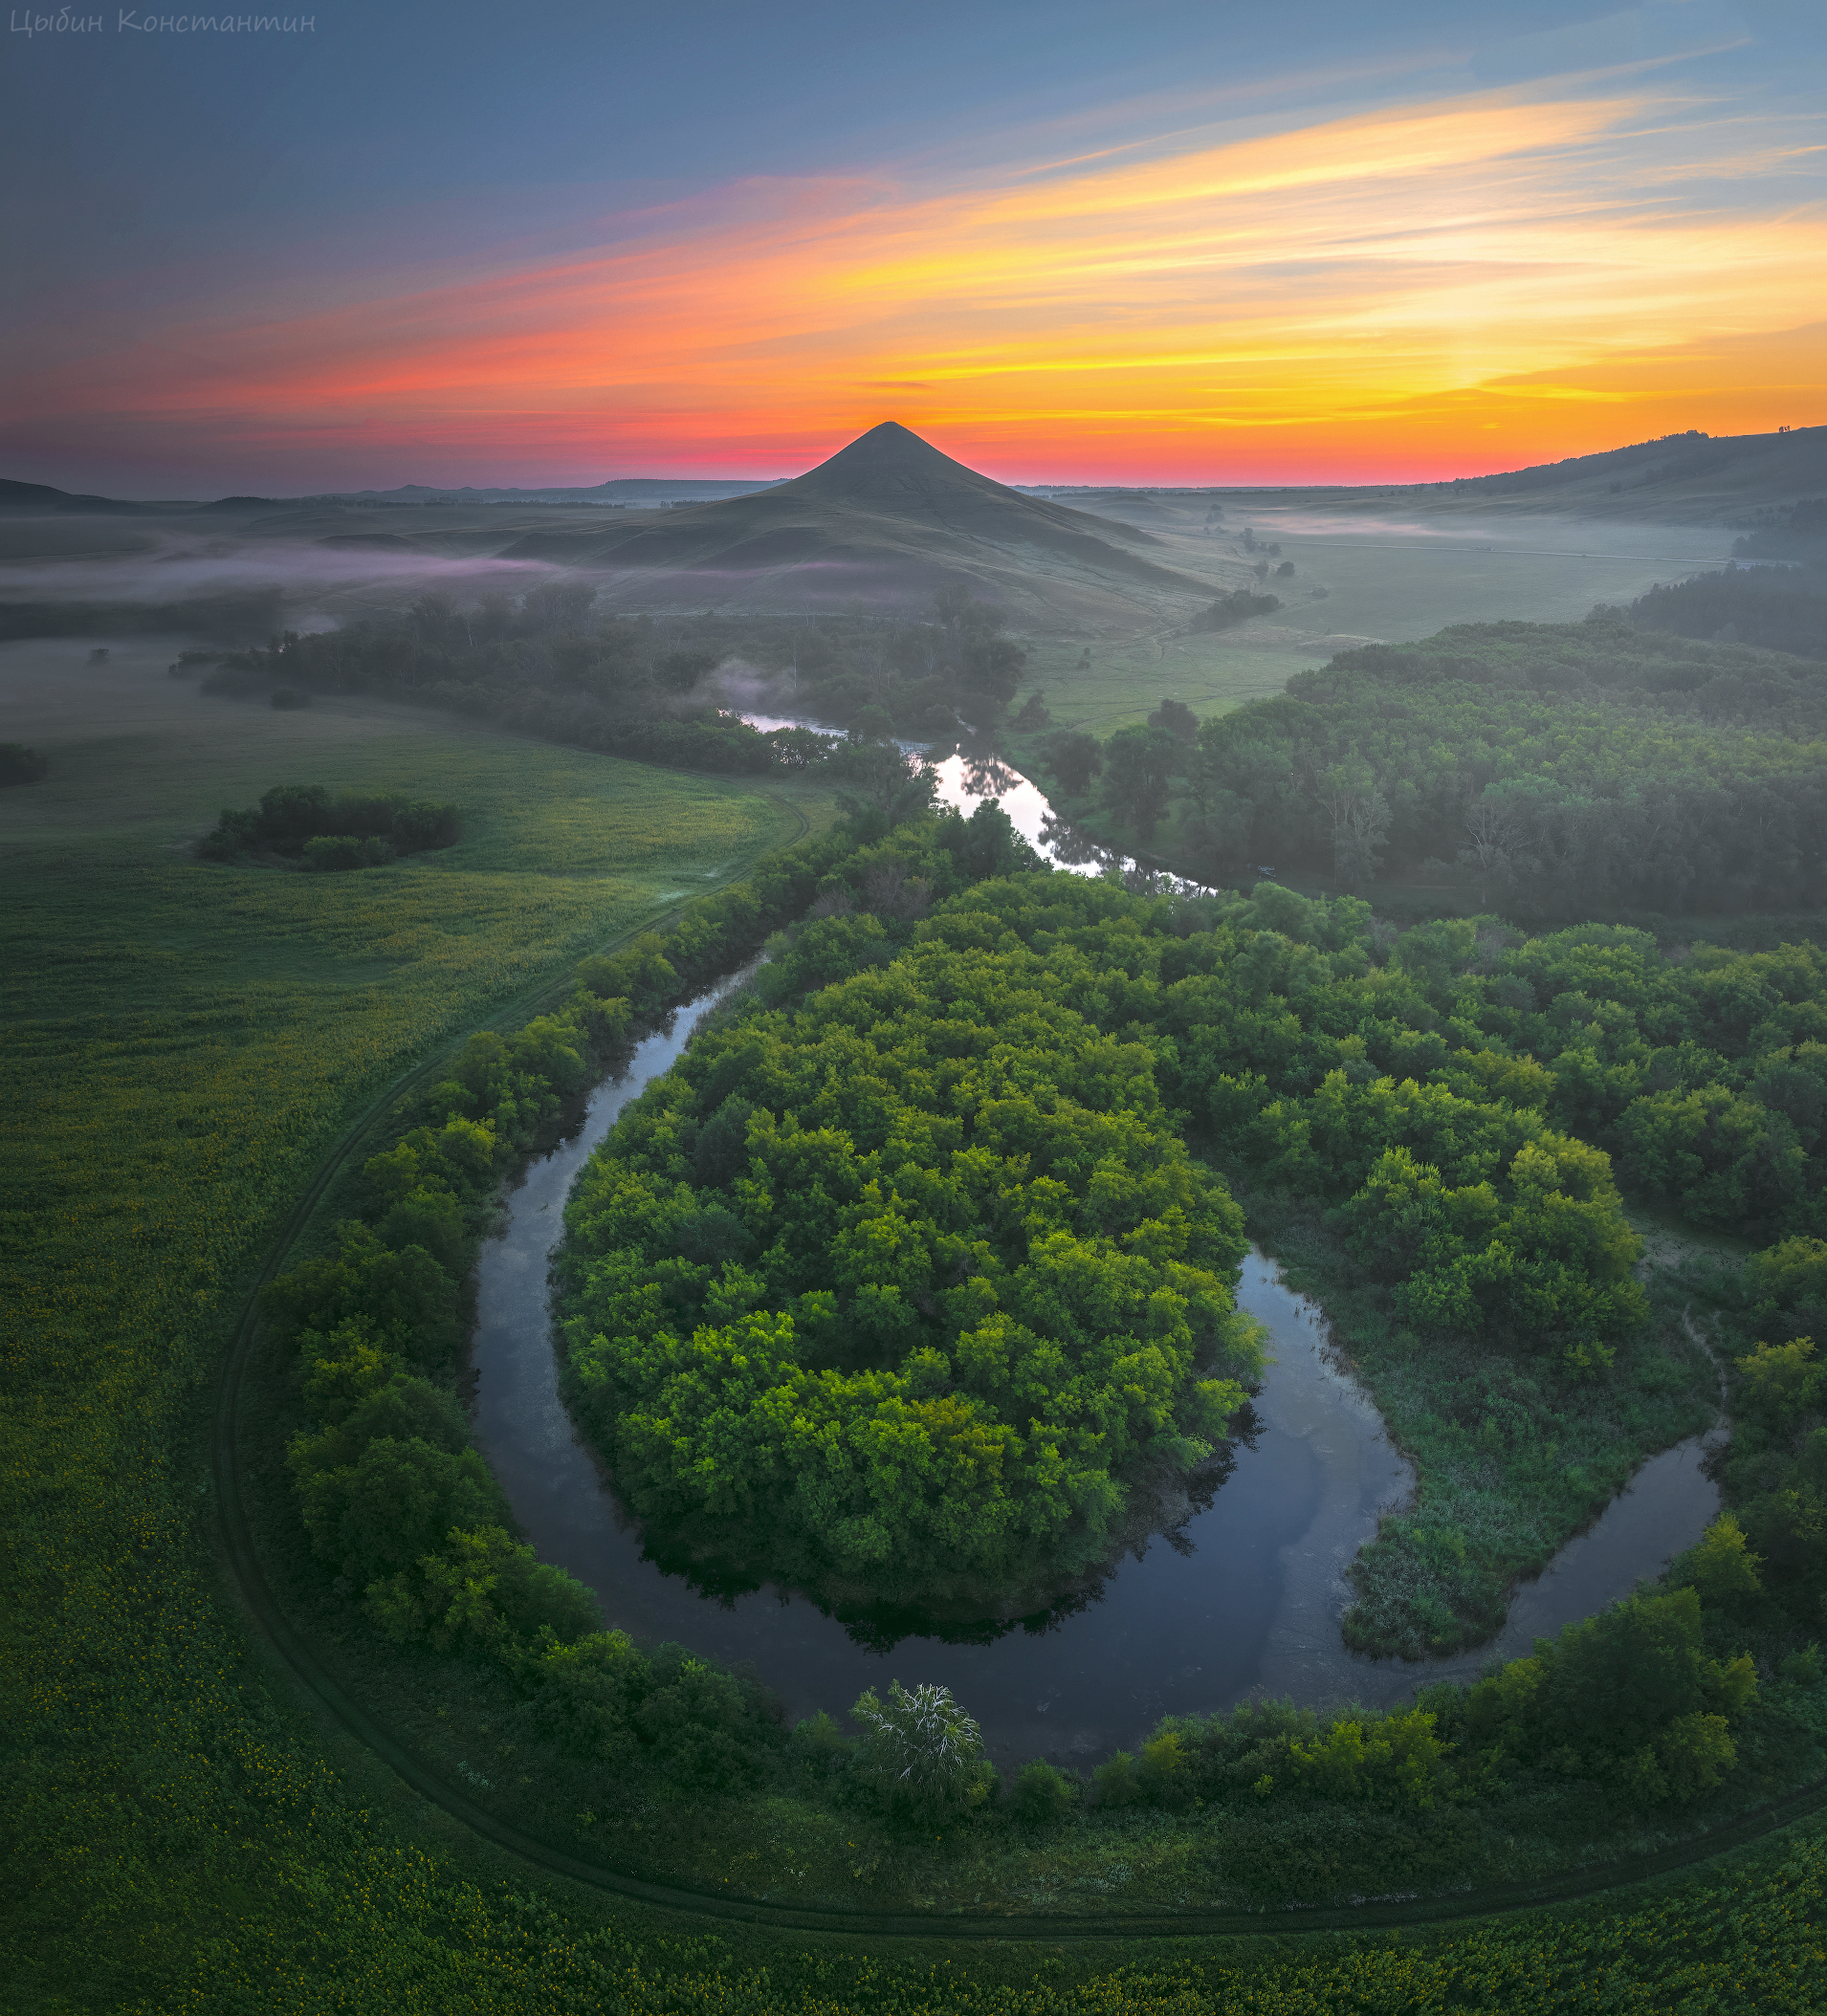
(5, 64, 1822, 488)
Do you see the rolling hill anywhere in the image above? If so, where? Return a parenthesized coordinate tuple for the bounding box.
(494, 422, 1229, 632)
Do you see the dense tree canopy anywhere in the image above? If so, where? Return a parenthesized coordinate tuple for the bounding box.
(558, 852, 1827, 1637)
(1040, 616, 1827, 913)
(558, 866, 1264, 1611)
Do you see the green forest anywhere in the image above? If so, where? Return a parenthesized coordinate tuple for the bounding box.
(228, 759, 1827, 1919)
(556, 875, 1266, 1612)
(1036, 607, 1827, 913)
(561, 852, 1827, 1652)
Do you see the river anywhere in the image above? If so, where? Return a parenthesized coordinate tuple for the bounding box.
(470, 961, 1723, 1767)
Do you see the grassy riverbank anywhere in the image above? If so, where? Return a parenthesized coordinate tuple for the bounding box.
(0, 660, 833, 2005)
(1223, 1173, 1720, 1656)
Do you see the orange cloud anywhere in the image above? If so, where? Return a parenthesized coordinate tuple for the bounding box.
(6, 75, 1823, 486)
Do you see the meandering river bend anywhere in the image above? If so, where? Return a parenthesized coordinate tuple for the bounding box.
(471, 957, 1722, 1769)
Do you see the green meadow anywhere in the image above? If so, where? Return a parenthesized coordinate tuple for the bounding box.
(1017, 506, 1730, 735)
(7, 629, 1827, 2013)
(0, 636, 837, 2006)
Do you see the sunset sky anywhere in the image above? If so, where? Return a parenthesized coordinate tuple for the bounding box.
(2, 0, 1822, 493)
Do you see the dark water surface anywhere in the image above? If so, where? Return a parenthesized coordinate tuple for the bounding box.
(471, 976, 1722, 1765)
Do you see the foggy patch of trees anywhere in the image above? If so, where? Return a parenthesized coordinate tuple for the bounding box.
(1189, 587, 1282, 632)
(217, 582, 1038, 775)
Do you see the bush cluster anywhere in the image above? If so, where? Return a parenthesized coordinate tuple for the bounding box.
(0, 739, 49, 784)
(199, 781, 462, 868)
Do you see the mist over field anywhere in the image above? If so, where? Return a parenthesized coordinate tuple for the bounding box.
(8, 2, 1827, 2005)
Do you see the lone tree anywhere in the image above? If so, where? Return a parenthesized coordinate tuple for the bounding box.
(852, 1681, 991, 1821)
(1043, 730, 1103, 798)
(1102, 724, 1179, 844)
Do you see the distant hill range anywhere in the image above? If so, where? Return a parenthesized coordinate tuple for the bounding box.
(0, 476, 163, 514)
(302, 476, 787, 506)
(5, 422, 1821, 629)
(1425, 425, 1827, 521)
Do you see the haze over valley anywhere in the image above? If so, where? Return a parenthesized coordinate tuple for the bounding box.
(8, 3, 1827, 2006)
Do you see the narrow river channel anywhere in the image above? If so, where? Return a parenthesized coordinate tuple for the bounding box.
(471, 966, 1723, 1770)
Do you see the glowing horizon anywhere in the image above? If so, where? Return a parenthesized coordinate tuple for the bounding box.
(3, 11, 1823, 495)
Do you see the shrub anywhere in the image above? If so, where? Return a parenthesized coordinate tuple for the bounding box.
(852, 1680, 992, 1822)
(365, 1525, 602, 1654)
(1010, 1759, 1077, 1826)
(263, 1225, 465, 1370)
(1462, 1587, 1757, 1802)
(304, 833, 368, 872)
(0, 741, 49, 784)
(522, 1631, 649, 1768)
(297, 1436, 505, 1587)
(1091, 1750, 1138, 1808)
(1676, 1513, 1764, 1607)
(200, 783, 461, 865)
(635, 1648, 784, 1791)
(788, 1710, 859, 1796)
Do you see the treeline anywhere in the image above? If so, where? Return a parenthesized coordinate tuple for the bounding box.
(1733, 496, 1827, 568)
(557, 820, 1266, 1613)
(1706, 1237, 1827, 1645)
(220, 581, 1038, 762)
(198, 782, 462, 870)
(1102, 1583, 1756, 1818)
(1624, 564, 1827, 661)
(1037, 613, 1827, 912)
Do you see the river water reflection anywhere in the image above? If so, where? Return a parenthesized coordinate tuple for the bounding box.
(740, 711, 1196, 887)
(471, 975, 1722, 1765)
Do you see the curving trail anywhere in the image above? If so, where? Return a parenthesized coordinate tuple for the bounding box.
(211, 790, 1827, 1939)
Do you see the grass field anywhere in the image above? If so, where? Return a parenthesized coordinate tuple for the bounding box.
(8, 630, 1827, 2009)
(1015, 506, 1730, 736)
(0, 634, 837, 2007)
